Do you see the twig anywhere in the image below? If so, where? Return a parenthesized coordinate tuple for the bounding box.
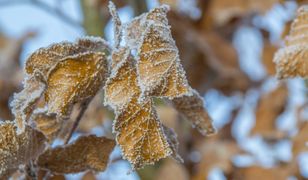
(0, 0, 82, 28)
(64, 99, 92, 144)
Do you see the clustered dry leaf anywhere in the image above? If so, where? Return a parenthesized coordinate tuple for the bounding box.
(104, 2, 215, 169)
(2, 0, 308, 179)
(0, 1, 217, 178)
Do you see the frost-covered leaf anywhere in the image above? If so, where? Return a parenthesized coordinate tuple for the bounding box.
(0, 121, 46, 178)
(171, 90, 216, 136)
(126, 5, 192, 99)
(274, 6, 308, 79)
(104, 48, 139, 110)
(10, 76, 46, 134)
(115, 98, 172, 169)
(30, 108, 62, 142)
(250, 84, 288, 139)
(11, 37, 109, 134)
(105, 48, 172, 169)
(25, 37, 110, 77)
(37, 135, 115, 174)
(45, 52, 108, 119)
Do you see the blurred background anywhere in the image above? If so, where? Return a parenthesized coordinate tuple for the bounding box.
(1, 0, 308, 179)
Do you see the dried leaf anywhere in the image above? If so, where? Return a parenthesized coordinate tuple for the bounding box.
(45, 52, 108, 118)
(10, 76, 46, 134)
(37, 135, 115, 174)
(31, 108, 62, 142)
(104, 48, 139, 110)
(114, 98, 172, 169)
(0, 121, 46, 178)
(126, 5, 192, 99)
(11, 37, 109, 134)
(251, 84, 288, 139)
(171, 90, 216, 136)
(25, 37, 109, 77)
(274, 6, 308, 79)
(105, 48, 172, 169)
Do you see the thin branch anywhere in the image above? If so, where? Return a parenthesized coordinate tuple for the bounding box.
(64, 99, 92, 144)
(0, 0, 82, 28)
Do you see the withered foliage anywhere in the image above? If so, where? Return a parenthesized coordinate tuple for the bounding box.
(2, 0, 308, 179)
(104, 4, 215, 169)
(37, 135, 115, 174)
(0, 1, 217, 178)
(0, 121, 46, 178)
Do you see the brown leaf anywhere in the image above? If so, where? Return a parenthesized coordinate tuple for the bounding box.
(105, 48, 172, 169)
(37, 135, 115, 174)
(45, 52, 108, 118)
(251, 84, 288, 139)
(104, 48, 140, 110)
(171, 90, 216, 136)
(126, 5, 192, 99)
(0, 121, 46, 178)
(10, 76, 46, 133)
(25, 37, 109, 77)
(31, 108, 62, 142)
(274, 6, 308, 79)
(11, 37, 109, 134)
